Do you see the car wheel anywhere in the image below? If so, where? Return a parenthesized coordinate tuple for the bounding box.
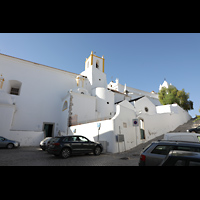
(7, 143, 14, 149)
(93, 146, 101, 156)
(61, 148, 71, 159)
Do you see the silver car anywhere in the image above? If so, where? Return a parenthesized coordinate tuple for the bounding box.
(40, 137, 52, 151)
(139, 140, 200, 166)
(0, 136, 20, 149)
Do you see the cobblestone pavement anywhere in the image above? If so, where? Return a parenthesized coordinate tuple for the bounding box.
(0, 146, 139, 166)
(0, 134, 164, 166)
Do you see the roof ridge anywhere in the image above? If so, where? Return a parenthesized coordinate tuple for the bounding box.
(0, 52, 78, 76)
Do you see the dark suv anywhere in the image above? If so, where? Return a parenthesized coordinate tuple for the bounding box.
(47, 135, 103, 159)
(139, 140, 200, 166)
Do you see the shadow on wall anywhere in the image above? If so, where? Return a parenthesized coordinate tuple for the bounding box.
(93, 130, 117, 153)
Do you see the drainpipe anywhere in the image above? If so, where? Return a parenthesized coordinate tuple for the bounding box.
(118, 126, 121, 153)
(67, 91, 73, 135)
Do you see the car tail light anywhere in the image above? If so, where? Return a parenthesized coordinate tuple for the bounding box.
(140, 154, 146, 162)
(53, 143, 60, 146)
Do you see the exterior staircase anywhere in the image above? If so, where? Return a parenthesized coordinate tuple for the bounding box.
(170, 118, 200, 132)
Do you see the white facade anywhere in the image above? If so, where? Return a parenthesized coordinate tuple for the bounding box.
(0, 53, 78, 145)
(0, 52, 191, 151)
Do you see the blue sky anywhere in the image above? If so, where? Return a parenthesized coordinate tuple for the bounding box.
(0, 33, 199, 117)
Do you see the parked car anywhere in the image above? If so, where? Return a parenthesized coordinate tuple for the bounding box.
(139, 140, 200, 166)
(40, 137, 52, 151)
(187, 126, 200, 133)
(164, 132, 200, 143)
(160, 150, 200, 166)
(0, 136, 20, 149)
(47, 135, 103, 159)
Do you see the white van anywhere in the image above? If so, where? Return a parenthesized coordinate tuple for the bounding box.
(164, 132, 200, 143)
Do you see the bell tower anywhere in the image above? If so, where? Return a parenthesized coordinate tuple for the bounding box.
(85, 51, 105, 73)
(81, 51, 107, 90)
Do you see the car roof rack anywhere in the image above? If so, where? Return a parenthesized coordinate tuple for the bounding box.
(157, 139, 200, 144)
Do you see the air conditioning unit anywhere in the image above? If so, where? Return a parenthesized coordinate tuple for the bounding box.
(116, 134, 124, 142)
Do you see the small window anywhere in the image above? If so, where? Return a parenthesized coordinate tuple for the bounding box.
(73, 136, 80, 142)
(62, 101, 68, 111)
(79, 136, 88, 142)
(70, 136, 77, 142)
(10, 87, 20, 95)
(151, 145, 174, 155)
(175, 146, 200, 153)
(144, 107, 149, 112)
(123, 122, 127, 128)
(63, 137, 70, 142)
(96, 60, 99, 69)
(9, 80, 22, 96)
(175, 146, 196, 152)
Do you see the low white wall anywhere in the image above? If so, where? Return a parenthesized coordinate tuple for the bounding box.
(0, 102, 44, 146)
(139, 110, 191, 142)
(8, 131, 44, 146)
(68, 102, 191, 154)
(156, 104, 172, 113)
(0, 104, 15, 133)
(68, 119, 115, 153)
(112, 101, 138, 153)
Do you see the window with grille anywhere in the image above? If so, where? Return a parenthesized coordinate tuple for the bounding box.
(9, 80, 22, 96)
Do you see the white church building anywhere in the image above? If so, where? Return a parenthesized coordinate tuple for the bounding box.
(0, 51, 191, 153)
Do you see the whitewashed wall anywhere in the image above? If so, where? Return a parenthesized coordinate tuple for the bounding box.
(0, 54, 78, 135)
(70, 91, 96, 125)
(68, 119, 115, 153)
(112, 101, 138, 153)
(0, 53, 192, 149)
(8, 131, 44, 146)
(68, 100, 191, 153)
(139, 110, 191, 142)
(134, 96, 157, 115)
